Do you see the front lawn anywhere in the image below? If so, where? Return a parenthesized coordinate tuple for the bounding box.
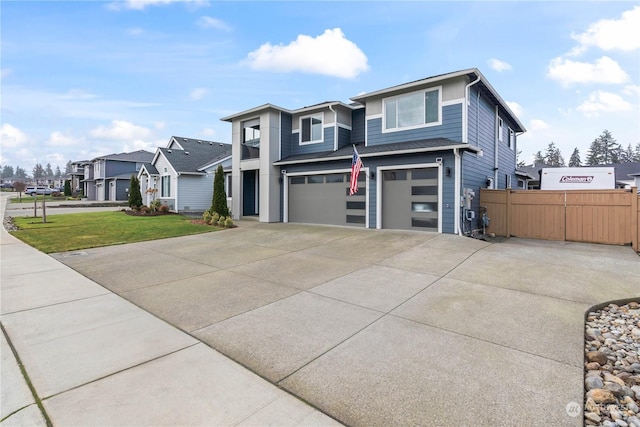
(10, 195, 69, 203)
(10, 211, 219, 253)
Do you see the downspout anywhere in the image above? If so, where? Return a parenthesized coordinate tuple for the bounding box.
(464, 75, 481, 145)
(329, 104, 338, 151)
(494, 105, 500, 186)
(454, 147, 463, 235)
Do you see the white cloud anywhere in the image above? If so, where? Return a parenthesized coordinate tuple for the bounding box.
(90, 120, 152, 141)
(46, 131, 81, 147)
(1, 123, 29, 148)
(506, 101, 523, 118)
(576, 90, 632, 117)
(108, 0, 208, 11)
(154, 121, 166, 130)
(623, 84, 640, 97)
(201, 128, 216, 137)
(529, 119, 549, 131)
(570, 6, 640, 55)
(546, 56, 629, 87)
(487, 58, 512, 72)
(123, 139, 162, 153)
(189, 88, 208, 100)
(197, 16, 231, 31)
(246, 28, 369, 79)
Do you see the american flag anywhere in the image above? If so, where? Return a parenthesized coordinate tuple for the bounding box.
(349, 146, 363, 195)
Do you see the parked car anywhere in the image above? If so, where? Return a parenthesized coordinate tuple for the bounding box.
(25, 186, 54, 196)
(0, 183, 13, 189)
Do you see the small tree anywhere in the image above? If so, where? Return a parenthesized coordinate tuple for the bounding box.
(211, 165, 229, 217)
(13, 181, 26, 202)
(64, 179, 72, 197)
(568, 148, 581, 167)
(128, 174, 143, 208)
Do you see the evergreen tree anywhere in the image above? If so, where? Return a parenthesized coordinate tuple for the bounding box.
(544, 142, 565, 167)
(634, 142, 640, 162)
(128, 174, 142, 208)
(55, 165, 62, 178)
(516, 149, 525, 168)
(568, 148, 581, 167)
(65, 160, 73, 174)
(211, 164, 229, 217)
(1, 165, 14, 178)
(45, 163, 54, 176)
(64, 180, 72, 197)
(15, 166, 27, 178)
(587, 130, 620, 165)
(533, 151, 545, 164)
(32, 163, 45, 179)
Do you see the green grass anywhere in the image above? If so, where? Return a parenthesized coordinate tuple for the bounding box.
(10, 195, 68, 203)
(10, 211, 218, 253)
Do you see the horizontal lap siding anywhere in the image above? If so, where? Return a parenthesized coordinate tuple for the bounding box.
(280, 113, 292, 159)
(338, 127, 351, 150)
(366, 103, 463, 146)
(289, 127, 334, 156)
(177, 175, 213, 212)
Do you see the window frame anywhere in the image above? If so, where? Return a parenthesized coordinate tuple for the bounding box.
(161, 175, 171, 197)
(382, 86, 442, 133)
(508, 127, 515, 149)
(299, 113, 324, 145)
(498, 117, 504, 142)
(242, 118, 261, 148)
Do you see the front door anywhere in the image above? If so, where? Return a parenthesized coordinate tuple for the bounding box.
(242, 170, 258, 216)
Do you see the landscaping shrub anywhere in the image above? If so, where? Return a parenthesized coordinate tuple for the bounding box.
(150, 199, 162, 212)
(212, 164, 229, 217)
(128, 174, 143, 208)
(64, 180, 72, 197)
(159, 204, 170, 213)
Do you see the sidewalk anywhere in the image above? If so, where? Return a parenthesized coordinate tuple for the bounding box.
(0, 194, 340, 426)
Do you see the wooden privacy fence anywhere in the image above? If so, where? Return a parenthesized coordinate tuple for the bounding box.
(480, 188, 639, 251)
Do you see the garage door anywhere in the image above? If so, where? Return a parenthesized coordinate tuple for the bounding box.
(382, 167, 439, 231)
(288, 172, 366, 227)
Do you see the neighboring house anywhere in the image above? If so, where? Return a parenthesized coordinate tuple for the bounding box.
(138, 136, 232, 213)
(77, 150, 154, 201)
(70, 160, 91, 193)
(222, 68, 525, 234)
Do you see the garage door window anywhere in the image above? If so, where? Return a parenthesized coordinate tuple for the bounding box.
(383, 171, 407, 181)
(291, 176, 305, 184)
(308, 175, 324, 184)
(326, 174, 344, 183)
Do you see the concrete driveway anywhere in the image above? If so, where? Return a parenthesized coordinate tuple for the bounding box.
(51, 221, 640, 426)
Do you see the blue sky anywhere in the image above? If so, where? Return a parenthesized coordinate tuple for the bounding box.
(1, 0, 639, 174)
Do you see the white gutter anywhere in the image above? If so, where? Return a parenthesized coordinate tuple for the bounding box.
(328, 104, 338, 151)
(494, 105, 499, 186)
(454, 147, 462, 235)
(463, 75, 481, 144)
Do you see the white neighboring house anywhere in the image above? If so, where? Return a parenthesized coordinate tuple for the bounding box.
(138, 136, 233, 213)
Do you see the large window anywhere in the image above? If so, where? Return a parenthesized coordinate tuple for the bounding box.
(242, 118, 260, 160)
(161, 175, 170, 197)
(384, 88, 440, 131)
(300, 114, 323, 144)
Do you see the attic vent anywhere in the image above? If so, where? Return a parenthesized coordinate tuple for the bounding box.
(183, 138, 188, 141)
(185, 151, 190, 155)
(167, 149, 172, 153)
(219, 143, 223, 146)
(209, 142, 213, 145)
(197, 140, 202, 143)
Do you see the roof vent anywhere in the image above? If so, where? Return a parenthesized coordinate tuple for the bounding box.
(219, 143, 223, 146)
(185, 151, 190, 155)
(209, 142, 213, 145)
(167, 149, 172, 153)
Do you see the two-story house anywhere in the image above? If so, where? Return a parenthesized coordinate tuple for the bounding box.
(78, 150, 153, 201)
(221, 68, 525, 234)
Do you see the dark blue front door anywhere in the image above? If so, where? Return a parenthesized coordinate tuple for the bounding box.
(243, 170, 257, 216)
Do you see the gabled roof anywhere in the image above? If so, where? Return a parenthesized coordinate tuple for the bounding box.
(156, 136, 232, 174)
(94, 150, 154, 163)
(274, 139, 479, 166)
(140, 163, 159, 175)
(220, 103, 290, 122)
(350, 68, 526, 133)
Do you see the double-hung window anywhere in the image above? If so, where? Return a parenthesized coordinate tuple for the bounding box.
(161, 175, 170, 197)
(300, 114, 323, 144)
(384, 88, 440, 131)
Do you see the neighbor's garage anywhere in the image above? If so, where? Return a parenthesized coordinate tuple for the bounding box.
(288, 172, 366, 227)
(381, 167, 439, 231)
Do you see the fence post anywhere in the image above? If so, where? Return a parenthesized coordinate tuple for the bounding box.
(505, 189, 511, 237)
(631, 187, 638, 252)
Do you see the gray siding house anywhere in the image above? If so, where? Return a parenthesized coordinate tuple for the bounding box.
(77, 150, 153, 201)
(138, 136, 232, 213)
(222, 68, 525, 234)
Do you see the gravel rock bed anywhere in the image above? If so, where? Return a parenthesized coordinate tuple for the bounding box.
(585, 301, 640, 426)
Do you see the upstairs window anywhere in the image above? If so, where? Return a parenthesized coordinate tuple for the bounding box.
(508, 128, 515, 149)
(242, 119, 260, 148)
(300, 114, 323, 144)
(498, 117, 504, 142)
(384, 88, 440, 131)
